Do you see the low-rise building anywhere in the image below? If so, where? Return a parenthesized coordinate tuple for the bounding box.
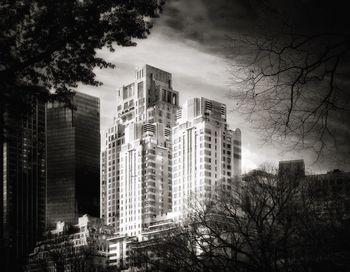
(26, 215, 114, 272)
(308, 169, 350, 219)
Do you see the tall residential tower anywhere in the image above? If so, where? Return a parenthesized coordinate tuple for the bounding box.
(172, 97, 241, 216)
(102, 65, 179, 236)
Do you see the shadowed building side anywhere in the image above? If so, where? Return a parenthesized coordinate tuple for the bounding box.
(1, 98, 46, 271)
(47, 92, 100, 227)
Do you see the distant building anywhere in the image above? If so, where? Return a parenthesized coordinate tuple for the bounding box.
(26, 215, 113, 272)
(308, 169, 350, 218)
(278, 160, 350, 218)
(172, 97, 241, 216)
(1, 98, 46, 270)
(278, 159, 305, 186)
(47, 92, 100, 226)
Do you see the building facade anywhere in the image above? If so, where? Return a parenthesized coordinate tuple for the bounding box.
(308, 169, 350, 218)
(108, 214, 176, 270)
(100, 150, 108, 222)
(1, 98, 47, 270)
(102, 65, 179, 236)
(102, 123, 124, 229)
(27, 215, 113, 272)
(278, 159, 305, 186)
(172, 97, 242, 216)
(47, 92, 100, 226)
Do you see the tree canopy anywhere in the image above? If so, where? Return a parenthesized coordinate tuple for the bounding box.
(0, 0, 163, 107)
(0, 1, 162, 271)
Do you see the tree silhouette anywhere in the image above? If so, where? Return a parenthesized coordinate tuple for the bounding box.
(228, 0, 350, 165)
(132, 167, 350, 271)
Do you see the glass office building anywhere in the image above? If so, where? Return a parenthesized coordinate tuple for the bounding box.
(46, 92, 100, 226)
(1, 98, 46, 270)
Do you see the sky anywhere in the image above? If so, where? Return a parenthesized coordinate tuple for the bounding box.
(77, 0, 348, 174)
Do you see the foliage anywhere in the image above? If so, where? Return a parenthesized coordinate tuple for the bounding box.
(0, 0, 163, 108)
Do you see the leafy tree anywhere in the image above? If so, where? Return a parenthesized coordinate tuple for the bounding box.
(1, 1, 163, 270)
(0, 0, 162, 106)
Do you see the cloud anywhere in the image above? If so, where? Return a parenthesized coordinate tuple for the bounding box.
(153, 0, 256, 56)
(76, 0, 350, 172)
(156, 0, 350, 56)
(78, 31, 242, 132)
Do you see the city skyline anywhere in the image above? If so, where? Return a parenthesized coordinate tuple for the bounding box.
(100, 65, 242, 237)
(2, 1, 350, 271)
(94, 65, 243, 269)
(74, 0, 349, 174)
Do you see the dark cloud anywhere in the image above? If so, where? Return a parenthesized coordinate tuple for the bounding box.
(201, 0, 254, 30)
(154, 0, 256, 55)
(157, 0, 350, 55)
(153, 0, 350, 171)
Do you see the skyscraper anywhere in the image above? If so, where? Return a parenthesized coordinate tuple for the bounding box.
(172, 97, 241, 216)
(1, 98, 46, 270)
(102, 65, 179, 235)
(46, 92, 100, 226)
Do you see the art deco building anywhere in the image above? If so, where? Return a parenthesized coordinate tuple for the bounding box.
(1, 98, 46, 270)
(46, 92, 100, 227)
(172, 97, 242, 216)
(103, 67, 244, 270)
(102, 65, 179, 236)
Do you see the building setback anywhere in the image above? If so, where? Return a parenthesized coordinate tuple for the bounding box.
(102, 65, 179, 236)
(1, 98, 46, 270)
(46, 92, 100, 227)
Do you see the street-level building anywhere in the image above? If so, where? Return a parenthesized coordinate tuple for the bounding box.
(26, 215, 113, 272)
